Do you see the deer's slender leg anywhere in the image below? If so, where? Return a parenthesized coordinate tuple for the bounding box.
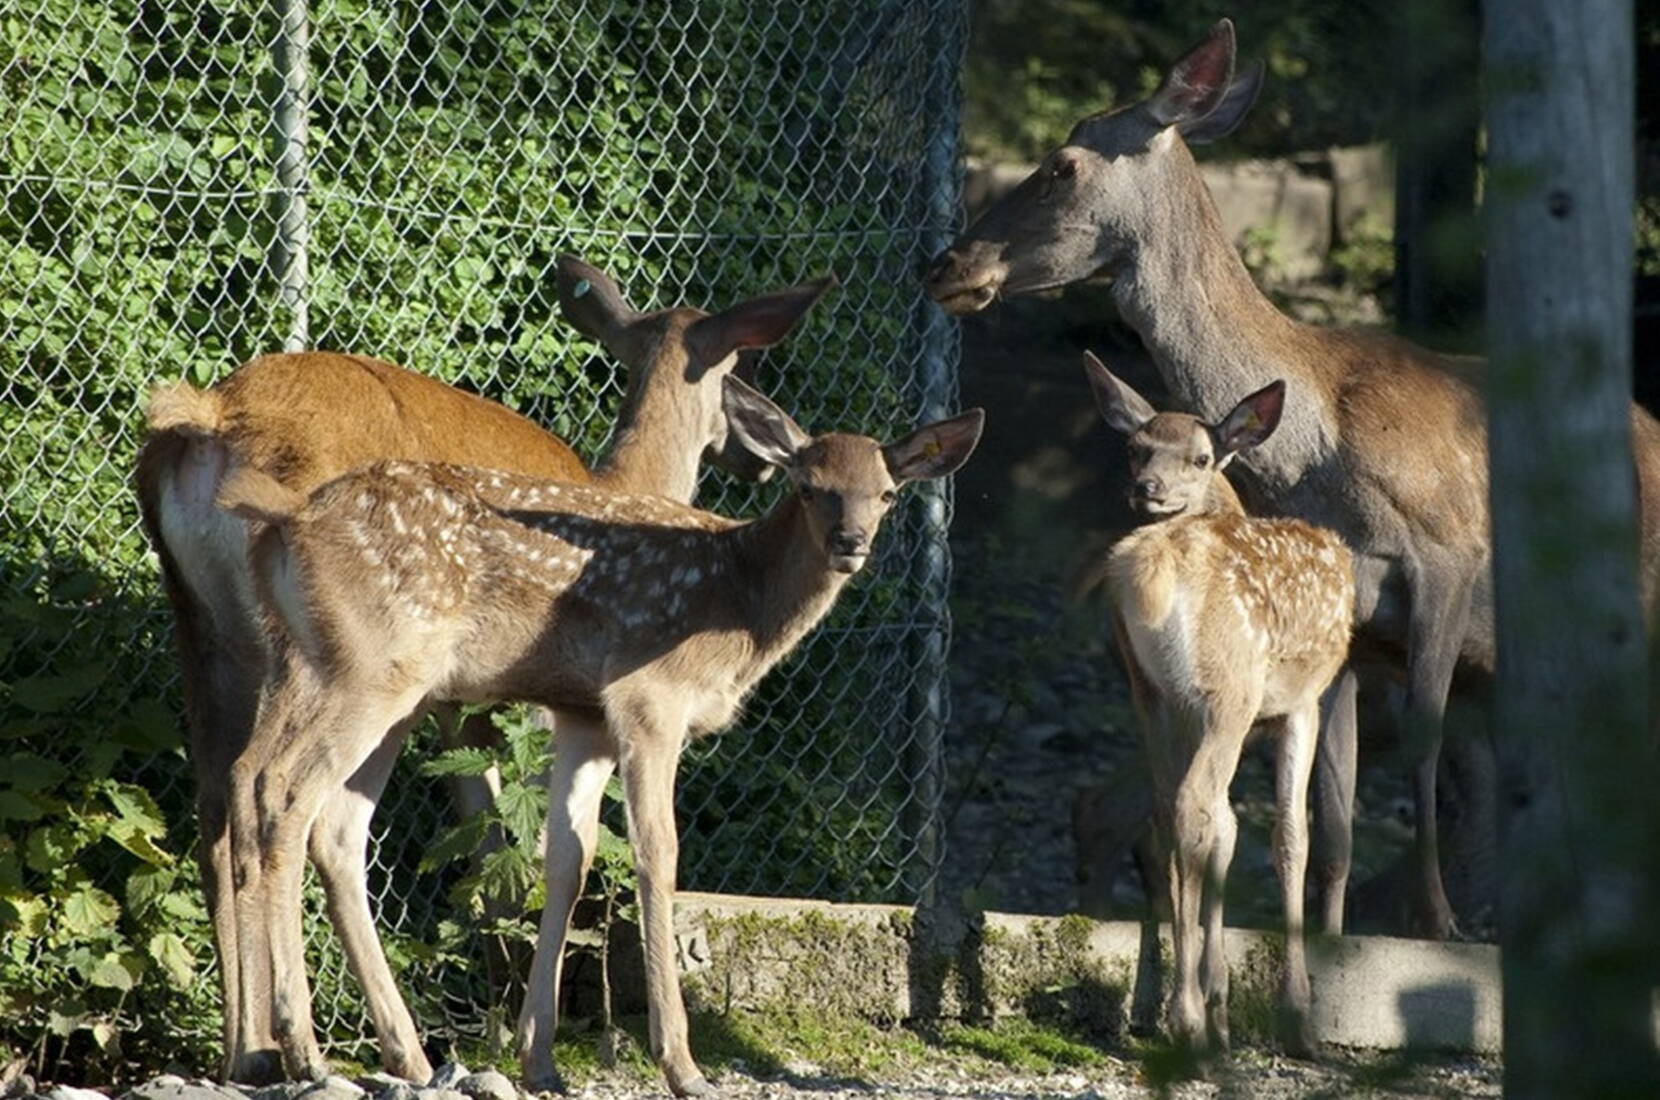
(1198, 787, 1238, 1052)
(1168, 696, 1253, 1053)
(518, 711, 617, 1091)
(612, 694, 709, 1099)
(308, 733, 433, 1083)
(1403, 554, 1477, 940)
(1310, 666, 1359, 935)
(1274, 703, 1320, 1057)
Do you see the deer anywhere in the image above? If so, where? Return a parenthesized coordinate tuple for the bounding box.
(1074, 351, 1353, 1056)
(135, 256, 831, 1084)
(209, 376, 983, 1094)
(923, 18, 1660, 941)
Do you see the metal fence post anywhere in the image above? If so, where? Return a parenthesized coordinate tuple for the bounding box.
(272, 0, 311, 352)
(903, 0, 968, 906)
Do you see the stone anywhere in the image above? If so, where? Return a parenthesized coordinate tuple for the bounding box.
(1200, 159, 1333, 283)
(424, 1066, 469, 1092)
(453, 1073, 516, 1100)
(47, 1088, 110, 1100)
(296, 1079, 363, 1100)
(121, 1080, 244, 1100)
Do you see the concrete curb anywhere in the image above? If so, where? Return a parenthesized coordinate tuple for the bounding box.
(673, 891, 1500, 1054)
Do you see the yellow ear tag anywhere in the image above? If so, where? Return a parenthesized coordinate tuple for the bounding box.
(923, 439, 941, 457)
(572, 279, 592, 299)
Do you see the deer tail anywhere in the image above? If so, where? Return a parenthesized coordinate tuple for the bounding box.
(145, 380, 223, 438)
(217, 465, 305, 525)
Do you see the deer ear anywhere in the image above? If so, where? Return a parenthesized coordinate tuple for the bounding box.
(1145, 19, 1237, 128)
(687, 276, 836, 368)
(1214, 379, 1286, 459)
(1082, 351, 1156, 435)
(884, 409, 985, 482)
(1179, 59, 1263, 144)
(556, 255, 640, 342)
(721, 376, 811, 469)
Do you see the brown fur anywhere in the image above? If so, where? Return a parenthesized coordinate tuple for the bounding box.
(1096, 393, 1353, 1056)
(218, 383, 982, 1092)
(925, 19, 1660, 940)
(133, 258, 830, 1086)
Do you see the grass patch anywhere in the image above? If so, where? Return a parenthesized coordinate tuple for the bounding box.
(937, 1019, 1107, 1071)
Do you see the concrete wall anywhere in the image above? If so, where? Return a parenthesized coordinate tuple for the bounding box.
(672, 892, 1501, 1054)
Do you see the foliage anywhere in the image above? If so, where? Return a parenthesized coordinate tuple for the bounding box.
(964, 0, 1400, 162)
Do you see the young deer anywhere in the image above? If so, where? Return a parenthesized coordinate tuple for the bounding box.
(1076, 352, 1353, 1056)
(213, 376, 983, 1096)
(136, 257, 830, 1083)
(927, 17, 1660, 939)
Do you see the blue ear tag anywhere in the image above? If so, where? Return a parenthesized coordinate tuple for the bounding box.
(572, 279, 592, 299)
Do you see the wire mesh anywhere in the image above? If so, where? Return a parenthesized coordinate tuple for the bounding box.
(1, 0, 964, 1063)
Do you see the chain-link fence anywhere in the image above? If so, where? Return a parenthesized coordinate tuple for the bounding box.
(1, 0, 965, 1065)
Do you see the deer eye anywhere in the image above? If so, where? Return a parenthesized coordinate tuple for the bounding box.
(881, 489, 897, 504)
(1195, 453, 1212, 469)
(1052, 155, 1077, 180)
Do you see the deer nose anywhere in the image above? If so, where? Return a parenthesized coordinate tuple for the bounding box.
(1134, 477, 1164, 500)
(829, 530, 868, 556)
(922, 249, 959, 290)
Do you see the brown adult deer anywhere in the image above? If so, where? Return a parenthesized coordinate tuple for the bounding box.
(212, 377, 983, 1094)
(1075, 352, 1353, 1055)
(136, 257, 830, 1083)
(924, 18, 1660, 939)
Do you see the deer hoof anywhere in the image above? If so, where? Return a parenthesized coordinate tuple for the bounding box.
(673, 1074, 716, 1098)
(521, 1070, 568, 1096)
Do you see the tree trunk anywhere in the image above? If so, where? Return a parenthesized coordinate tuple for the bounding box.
(1393, 0, 1482, 352)
(1484, 2, 1660, 1096)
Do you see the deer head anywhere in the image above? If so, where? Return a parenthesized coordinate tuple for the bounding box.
(924, 19, 1263, 314)
(556, 255, 834, 482)
(1082, 351, 1282, 518)
(721, 377, 985, 573)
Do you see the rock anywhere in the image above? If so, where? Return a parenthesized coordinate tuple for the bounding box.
(250, 1083, 310, 1100)
(454, 1074, 516, 1100)
(48, 1087, 111, 1100)
(781, 1060, 822, 1079)
(424, 1067, 469, 1092)
(301, 1078, 364, 1100)
(121, 1080, 244, 1100)
(366, 1085, 418, 1100)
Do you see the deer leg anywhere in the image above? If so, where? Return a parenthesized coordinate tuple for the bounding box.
(1403, 556, 1477, 940)
(1198, 790, 1238, 1053)
(238, 683, 427, 1082)
(1274, 704, 1320, 1058)
(181, 640, 280, 1084)
(518, 711, 616, 1092)
(612, 698, 709, 1098)
(1168, 703, 1250, 1054)
(308, 733, 433, 1083)
(1310, 667, 1358, 935)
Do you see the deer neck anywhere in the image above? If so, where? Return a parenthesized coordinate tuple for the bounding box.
(731, 495, 850, 677)
(1200, 471, 1247, 517)
(1111, 146, 1332, 488)
(591, 377, 705, 503)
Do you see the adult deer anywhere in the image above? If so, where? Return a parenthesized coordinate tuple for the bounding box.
(924, 18, 1660, 939)
(136, 257, 830, 1082)
(212, 377, 983, 1094)
(1075, 352, 1353, 1055)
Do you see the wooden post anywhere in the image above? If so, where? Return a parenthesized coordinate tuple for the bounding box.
(1484, 1, 1660, 1095)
